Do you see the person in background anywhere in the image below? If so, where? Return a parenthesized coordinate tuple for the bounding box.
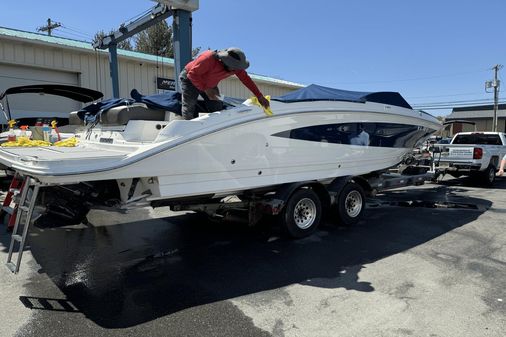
(350, 124, 370, 146)
(179, 47, 270, 120)
(498, 154, 506, 176)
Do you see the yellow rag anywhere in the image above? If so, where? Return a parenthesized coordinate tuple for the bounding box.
(1, 137, 79, 147)
(1, 137, 51, 147)
(250, 95, 273, 116)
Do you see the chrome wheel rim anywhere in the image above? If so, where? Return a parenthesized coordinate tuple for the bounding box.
(345, 191, 363, 218)
(293, 198, 317, 229)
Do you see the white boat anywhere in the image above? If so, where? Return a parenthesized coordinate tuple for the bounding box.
(0, 84, 441, 202)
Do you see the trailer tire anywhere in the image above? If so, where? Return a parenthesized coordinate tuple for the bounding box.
(334, 182, 365, 226)
(280, 188, 322, 238)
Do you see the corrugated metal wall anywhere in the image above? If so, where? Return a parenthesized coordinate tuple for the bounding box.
(448, 119, 506, 134)
(219, 77, 295, 99)
(0, 37, 300, 100)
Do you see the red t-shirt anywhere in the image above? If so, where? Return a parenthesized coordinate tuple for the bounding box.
(185, 50, 263, 98)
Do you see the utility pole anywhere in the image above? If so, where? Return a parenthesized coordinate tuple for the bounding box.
(485, 64, 503, 132)
(37, 18, 61, 36)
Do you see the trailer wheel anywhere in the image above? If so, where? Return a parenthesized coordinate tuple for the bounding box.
(334, 182, 365, 226)
(479, 165, 496, 186)
(280, 188, 322, 238)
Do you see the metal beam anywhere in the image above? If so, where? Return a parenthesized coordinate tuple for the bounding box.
(92, 4, 173, 49)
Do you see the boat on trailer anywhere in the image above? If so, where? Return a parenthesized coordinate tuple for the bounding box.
(2, 84, 442, 272)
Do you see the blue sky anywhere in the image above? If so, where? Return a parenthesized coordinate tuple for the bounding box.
(1, 0, 505, 116)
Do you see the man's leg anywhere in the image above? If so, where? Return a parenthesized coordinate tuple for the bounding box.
(201, 86, 223, 112)
(180, 72, 200, 120)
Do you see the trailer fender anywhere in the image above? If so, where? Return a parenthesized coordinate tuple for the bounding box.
(265, 181, 330, 215)
(326, 176, 371, 202)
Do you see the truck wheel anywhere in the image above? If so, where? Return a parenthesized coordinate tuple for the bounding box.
(480, 165, 496, 186)
(334, 182, 365, 226)
(280, 188, 322, 238)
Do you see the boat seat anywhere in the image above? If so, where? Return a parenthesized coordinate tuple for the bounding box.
(69, 103, 168, 126)
(100, 103, 166, 125)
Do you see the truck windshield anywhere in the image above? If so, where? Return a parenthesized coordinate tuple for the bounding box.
(452, 134, 502, 145)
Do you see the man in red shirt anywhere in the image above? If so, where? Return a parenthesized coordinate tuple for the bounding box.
(179, 47, 270, 120)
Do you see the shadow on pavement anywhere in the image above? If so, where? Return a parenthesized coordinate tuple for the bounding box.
(436, 174, 506, 189)
(21, 184, 492, 328)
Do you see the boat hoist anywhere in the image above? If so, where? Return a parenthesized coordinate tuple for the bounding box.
(92, 0, 199, 97)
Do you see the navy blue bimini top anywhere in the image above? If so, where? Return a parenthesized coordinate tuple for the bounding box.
(272, 84, 412, 109)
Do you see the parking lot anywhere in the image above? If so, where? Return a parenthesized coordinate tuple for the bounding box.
(0, 176, 505, 337)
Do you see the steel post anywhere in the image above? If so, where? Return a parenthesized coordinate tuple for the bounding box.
(108, 44, 120, 98)
(173, 10, 192, 92)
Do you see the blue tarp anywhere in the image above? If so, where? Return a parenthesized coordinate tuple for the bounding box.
(272, 84, 412, 109)
(131, 89, 182, 114)
(77, 89, 243, 121)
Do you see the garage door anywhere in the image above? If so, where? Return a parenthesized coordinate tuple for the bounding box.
(0, 63, 80, 123)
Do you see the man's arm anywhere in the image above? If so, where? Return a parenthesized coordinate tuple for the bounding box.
(499, 156, 506, 176)
(235, 70, 269, 108)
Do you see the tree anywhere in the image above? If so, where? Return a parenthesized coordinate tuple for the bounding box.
(135, 20, 201, 58)
(92, 30, 133, 50)
(192, 47, 202, 58)
(135, 21, 173, 57)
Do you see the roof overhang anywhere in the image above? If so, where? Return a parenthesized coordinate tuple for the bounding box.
(0, 84, 103, 102)
(443, 120, 476, 125)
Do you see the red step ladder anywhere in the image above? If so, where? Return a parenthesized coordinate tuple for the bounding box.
(5, 175, 42, 273)
(1, 173, 25, 231)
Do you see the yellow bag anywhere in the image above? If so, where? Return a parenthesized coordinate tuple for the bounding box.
(54, 137, 78, 147)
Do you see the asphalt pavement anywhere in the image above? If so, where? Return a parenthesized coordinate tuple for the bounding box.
(0, 176, 505, 337)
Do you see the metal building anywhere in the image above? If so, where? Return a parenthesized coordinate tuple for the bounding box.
(445, 104, 506, 134)
(0, 27, 303, 121)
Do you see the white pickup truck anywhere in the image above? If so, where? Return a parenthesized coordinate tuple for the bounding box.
(434, 131, 506, 185)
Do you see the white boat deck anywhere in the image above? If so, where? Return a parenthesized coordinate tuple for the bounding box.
(0, 145, 128, 161)
(0, 144, 131, 177)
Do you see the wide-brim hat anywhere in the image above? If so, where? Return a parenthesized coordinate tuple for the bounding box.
(216, 47, 250, 70)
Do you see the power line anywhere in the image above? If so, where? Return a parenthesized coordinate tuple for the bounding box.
(59, 25, 94, 39)
(123, 8, 152, 26)
(334, 68, 490, 85)
(56, 27, 92, 41)
(408, 92, 493, 100)
(408, 89, 506, 102)
(61, 24, 94, 37)
(417, 104, 506, 110)
(413, 98, 499, 106)
(413, 100, 506, 110)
